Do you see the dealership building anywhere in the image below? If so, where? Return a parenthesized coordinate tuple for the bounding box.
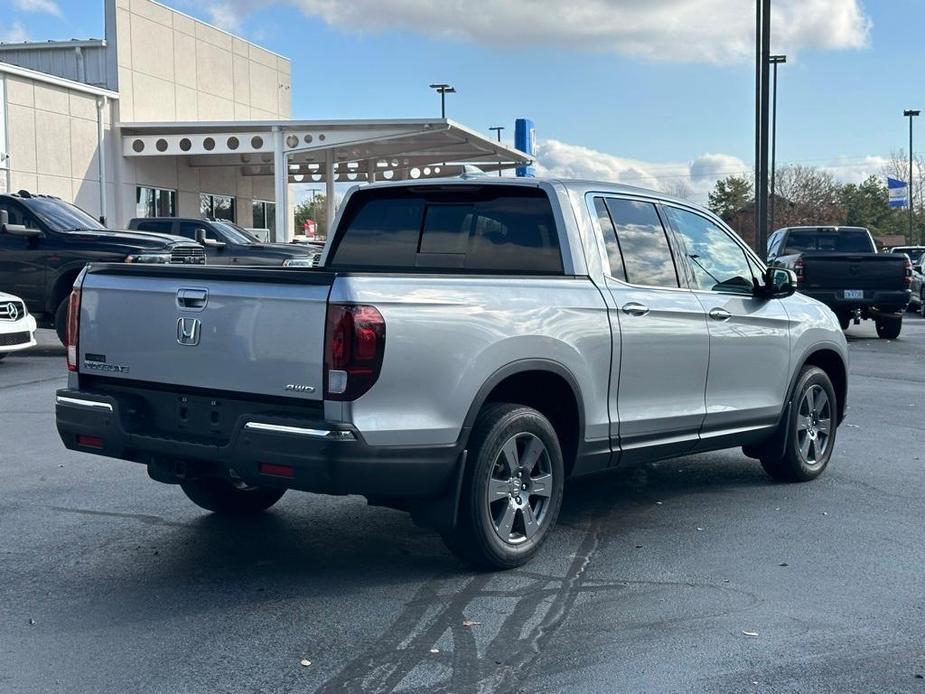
(0, 0, 531, 239)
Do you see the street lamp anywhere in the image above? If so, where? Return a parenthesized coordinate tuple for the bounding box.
(769, 54, 786, 232)
(490, 125, 504, 177)
(904, 109, 920, 242)
(429, 83, 456, 118)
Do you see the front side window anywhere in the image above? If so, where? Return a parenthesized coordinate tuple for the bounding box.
(0, 201, 40, 230)
(200, 193, 236, 222)
(179, 221, 215, 242)
(604, 198, 678, 288)
(136, 186, 176, 218)
(664, 206, 755, 295)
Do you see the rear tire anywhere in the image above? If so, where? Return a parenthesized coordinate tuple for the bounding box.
(761, 366, 837, 483)
(0, 353, 6, 361)
(54, 297, 69, 345)
(442, 403, 564, 570)
(919, 290, 925, 317)
(875, 316, 902, 339)
(180, 477, 285, 515)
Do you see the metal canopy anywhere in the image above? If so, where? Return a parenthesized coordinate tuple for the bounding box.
(119, 118, 532, 239)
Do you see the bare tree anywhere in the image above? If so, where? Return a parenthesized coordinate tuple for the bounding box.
(661, 179, 694, 201)
(772, 165, 845, 227)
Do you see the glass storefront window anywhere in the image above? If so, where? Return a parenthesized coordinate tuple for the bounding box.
(136, 186, 176, 218)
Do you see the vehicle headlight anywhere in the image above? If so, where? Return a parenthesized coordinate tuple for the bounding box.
(283, 257, 315, 267)
(125, 252, 172, 264)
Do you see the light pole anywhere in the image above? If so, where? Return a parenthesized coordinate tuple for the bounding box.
(754, 0, 771, 259)
(769, 54, 786, 233)
(904, 109, 920, 242)
(490, 125, 504, 177)
(429, 83, 456, 118)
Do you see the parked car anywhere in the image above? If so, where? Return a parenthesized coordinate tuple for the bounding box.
(0, 291, 37, 360)
(128, 218, 321, 267)
(56, 179, 849, 569)
(0, 191, 205, 343)
(909, 255, 925, 315)
(888, 245, 925, 263)
(768, 226, 911, 337)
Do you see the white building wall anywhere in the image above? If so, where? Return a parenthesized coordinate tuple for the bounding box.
(110, 0, 292, 123)
(1, 68, 116, 222)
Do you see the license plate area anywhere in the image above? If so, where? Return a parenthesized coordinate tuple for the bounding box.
(843, 290, 864, 299)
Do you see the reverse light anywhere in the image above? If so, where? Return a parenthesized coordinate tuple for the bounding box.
(324, 304, 386, 401)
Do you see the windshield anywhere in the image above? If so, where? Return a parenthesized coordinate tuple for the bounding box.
(23, 197, 107, 232)
(211, 221, 259, 244)
(892, 247, 925, 262)
(784, 229, 873, 254)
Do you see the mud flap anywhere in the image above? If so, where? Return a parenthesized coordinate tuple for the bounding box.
(409, 451, 468, 533)
(742, 401, 791, 461)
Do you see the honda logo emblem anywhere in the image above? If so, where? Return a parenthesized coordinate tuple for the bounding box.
(176, 317, 201, 346)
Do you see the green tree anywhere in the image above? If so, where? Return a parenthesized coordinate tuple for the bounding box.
(708, 175, 753, 220)
(837, 176, 905, 236)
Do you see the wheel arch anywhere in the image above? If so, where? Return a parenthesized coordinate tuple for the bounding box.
(47, 265, 85, 314)
(800, 348, 848, 424)
(460, 360, 585, 477)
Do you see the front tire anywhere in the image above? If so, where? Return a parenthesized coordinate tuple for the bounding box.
(180, 477, 285, 515)
(442, 403, 564, 570)
(54, 297, 69, 345)
(761, 366, 837, 483)
(875, 316, 902, 339)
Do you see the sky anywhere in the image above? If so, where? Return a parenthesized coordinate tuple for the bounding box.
(2, 0, 919, 202)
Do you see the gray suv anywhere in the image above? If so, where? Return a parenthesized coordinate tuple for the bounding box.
(55, 178, 849, 569)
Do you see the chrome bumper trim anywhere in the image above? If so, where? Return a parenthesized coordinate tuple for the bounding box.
(55, 396, 114, 412)
(243, 422, 356, 440)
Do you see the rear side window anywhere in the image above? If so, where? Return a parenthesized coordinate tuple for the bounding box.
(604, 198, 678, 288)
(592, 197, 626, 280)
(329, 187, 562, 274)
(136, 220, 173, 233)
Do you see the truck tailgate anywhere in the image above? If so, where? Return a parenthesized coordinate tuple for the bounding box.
(803, 253, 906, 290)
(78, 265, 333, 401)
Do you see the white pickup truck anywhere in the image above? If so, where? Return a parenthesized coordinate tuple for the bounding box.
(55, 178, 848, 568)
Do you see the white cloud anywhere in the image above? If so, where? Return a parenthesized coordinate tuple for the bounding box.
(11, 0, 62, 17)
(820, 155, 890, 185)
(0, 22, 30, 43)
(307, 0, 870, 63)
(205, 2, 246, 33)
(534, 138, 749, 202)
(211, 0, 870, 64)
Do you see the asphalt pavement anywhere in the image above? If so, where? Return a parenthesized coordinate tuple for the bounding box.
(2, 322, 925, 693)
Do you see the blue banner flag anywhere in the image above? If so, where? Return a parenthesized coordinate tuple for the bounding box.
(888, 177, 908, 208)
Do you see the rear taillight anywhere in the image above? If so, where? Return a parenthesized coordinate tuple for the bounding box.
(904, 258, 913, 287)
(324, 304, 385, 401)
(66, 290, 81, 372)
(793, 259, 805, 286)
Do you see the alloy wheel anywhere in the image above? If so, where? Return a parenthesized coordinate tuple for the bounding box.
(485, 433, 553, 545)
(796, 384, 832, 465)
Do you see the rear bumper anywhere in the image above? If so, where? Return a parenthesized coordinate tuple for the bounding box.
(799, 288, 910, 313)
(55, 388, 461, 499)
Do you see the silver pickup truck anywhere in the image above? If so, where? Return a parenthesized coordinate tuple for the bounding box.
(55, 178, 849, 569)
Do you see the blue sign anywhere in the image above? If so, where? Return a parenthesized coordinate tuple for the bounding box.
(888, 177, 908, 208)
(515, 118, 535, 178)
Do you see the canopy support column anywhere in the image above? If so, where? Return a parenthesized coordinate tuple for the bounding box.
(325, 149, 336, 235)
(273, 126, 289, 242)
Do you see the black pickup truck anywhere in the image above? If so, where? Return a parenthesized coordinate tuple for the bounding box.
(0, 191, 204, 343)
(768, 226, 911, 338)
(128, 217, 321, 267)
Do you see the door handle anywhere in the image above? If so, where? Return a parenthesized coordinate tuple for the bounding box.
(621, 302, 650, 317)
(709, 308, 732, 322)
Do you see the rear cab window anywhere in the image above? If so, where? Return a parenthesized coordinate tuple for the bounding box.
(784, 229, 875, 254)
(328, 186, 563, 274)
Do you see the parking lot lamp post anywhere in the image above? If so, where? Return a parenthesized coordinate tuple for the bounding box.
(905, 109, 920, 242)
(429, 84, 456, 118)
(490, 126, 504, 177)
(769, 55, 786, 233)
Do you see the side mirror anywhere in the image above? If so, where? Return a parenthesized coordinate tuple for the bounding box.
(202, 238, 226, 249)
(194, 228, 207, 244)
(761, 267, 797, 299)
(0, 210, 41, 237)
